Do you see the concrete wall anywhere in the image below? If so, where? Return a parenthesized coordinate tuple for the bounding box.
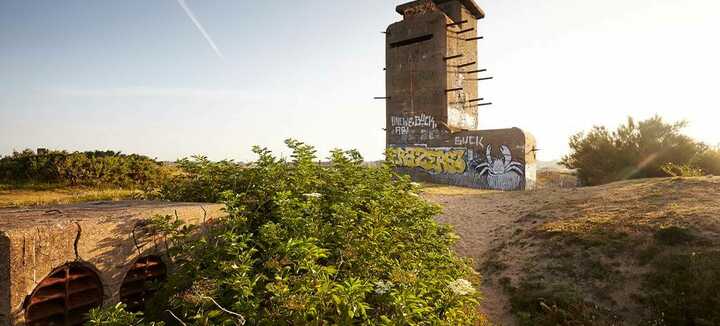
(387, 128, 537, 190)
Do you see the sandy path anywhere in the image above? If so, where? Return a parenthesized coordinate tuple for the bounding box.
(423, 188, 554, 325)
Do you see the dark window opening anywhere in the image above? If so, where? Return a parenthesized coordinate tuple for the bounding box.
(25, 263, 103, 326)
(390, 34, 434, 48)
(119, 256, 167, 312)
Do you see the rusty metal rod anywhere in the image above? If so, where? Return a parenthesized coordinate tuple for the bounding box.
(456, 28, 475, 34)
(443, 54, 463, 61)
(465, 36, 484, 41)
(463, 69, 487, 74)
(457, 61, 476, 68)
(468, 98, 485, 103)
(476, 77, 494, 81)
(445, 87, 463, 93)
(446, 20, 468, 27)
(476, 102, 493, 106)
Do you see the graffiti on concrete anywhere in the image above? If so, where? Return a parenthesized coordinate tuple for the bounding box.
(469, 145, 524, 190)
(387, 147, 467, 174)
(454, 135, 484, 146)
(390, 114, 438, 136)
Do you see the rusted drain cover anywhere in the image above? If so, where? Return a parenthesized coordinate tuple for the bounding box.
(24, 263, 103, 326)
(120, 255, 167, 312)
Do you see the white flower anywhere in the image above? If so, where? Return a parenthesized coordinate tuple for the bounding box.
(448, 279, 476, 296)
(374, 280, 394, 295)
(408, 192, 420, 198)
(410, 182, 422, 188)
(303, 193, 323, 199)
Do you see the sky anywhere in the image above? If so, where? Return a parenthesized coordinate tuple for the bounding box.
(1, 0, 719, 162)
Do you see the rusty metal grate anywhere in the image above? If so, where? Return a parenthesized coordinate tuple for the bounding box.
(120, 256, 167, 312)
(25, 263, 103, 326)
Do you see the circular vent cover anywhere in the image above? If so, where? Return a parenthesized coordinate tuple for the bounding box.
(25, 263, 103, 326)
(119, 256, 167, 312)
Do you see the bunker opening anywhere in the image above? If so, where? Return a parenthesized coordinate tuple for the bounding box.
(24, 263, 103, 326)
(119, 255, 167, 312)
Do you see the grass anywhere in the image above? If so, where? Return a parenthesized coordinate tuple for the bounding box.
(0, 183, 144, 208)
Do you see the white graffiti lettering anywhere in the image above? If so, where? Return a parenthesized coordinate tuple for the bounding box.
(454, 135, 484, 147)
(390, 114, 438, 130)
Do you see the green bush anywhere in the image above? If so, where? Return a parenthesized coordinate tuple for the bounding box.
(86, 303, 164, 326)
(561, 116, 710, 186)
(691, 147, 720, 176)
(0, 149, 168, 189)
(112, 140, 482, 325)
(157, 156, 245, 203)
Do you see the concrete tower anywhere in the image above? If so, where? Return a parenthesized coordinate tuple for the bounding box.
(385, 0, 537, 191)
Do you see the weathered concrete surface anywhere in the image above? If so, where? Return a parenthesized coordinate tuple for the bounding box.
(0, 201, 225, 326)
(385, 0, 537, 190)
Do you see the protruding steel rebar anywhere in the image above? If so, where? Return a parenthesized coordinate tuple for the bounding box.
(476, 102, 493, 106)
(374, 97, 391, 100)
(445, 87, 464, 93)
(463, 69, 487, 74)
(443, 54, 463, 61)
(456, 28, 475, 35)
(468, 98, 485, 103)
(457, 61, 476, 68)
(475, 77, 494, 81)
(465, 36, 484, 41)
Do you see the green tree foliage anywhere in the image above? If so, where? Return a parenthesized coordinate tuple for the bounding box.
(87, 303, 164, 326)
(691, 147, 720, 176)
(158, 156, 245, 203)
(561, 116, 717, 185)
(0, 149, 168, 188)
(134, 140, 483, 325)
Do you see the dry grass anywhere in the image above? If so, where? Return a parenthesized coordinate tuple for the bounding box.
(423, 176, 720, 325)
(0, 184, 143, 208)
(420, 182, 498, 196)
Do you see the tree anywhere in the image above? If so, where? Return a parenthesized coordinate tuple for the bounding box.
(562, 116, 704, 186)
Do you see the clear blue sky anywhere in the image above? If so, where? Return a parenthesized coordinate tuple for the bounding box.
(2, 0, 719, 162)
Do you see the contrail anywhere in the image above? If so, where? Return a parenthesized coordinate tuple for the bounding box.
(176, 0, 224, 59)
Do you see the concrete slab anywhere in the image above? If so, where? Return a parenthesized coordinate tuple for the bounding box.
(0, 200, 225, 325)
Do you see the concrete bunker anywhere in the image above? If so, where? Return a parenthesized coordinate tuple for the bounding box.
(0, 201, 225, 326)
(384, 0, 538, 190)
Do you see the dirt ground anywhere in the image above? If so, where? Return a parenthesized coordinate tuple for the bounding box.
(422, 176, 720, 325)
(423, 186, 551, 325)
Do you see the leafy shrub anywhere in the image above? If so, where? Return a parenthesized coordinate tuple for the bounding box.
(639, 251, 720, 325)
(0, 149, 169, 188)
(660, 163, 704, 178)
(86, 303, 164, 326)
(157, 156, 245, 203)
(129, 140, 481, 324)
(691, 147, 720, 176)
(561, 116, 707, 185)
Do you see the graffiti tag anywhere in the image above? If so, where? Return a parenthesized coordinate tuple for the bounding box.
(387, 147, 466, 174)
(454, 135, 484, 147)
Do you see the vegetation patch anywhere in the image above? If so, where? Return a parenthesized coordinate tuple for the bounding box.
(88, 140, 486, 325)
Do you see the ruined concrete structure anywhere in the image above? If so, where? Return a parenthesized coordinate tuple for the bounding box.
(0, 201, 224, 326)
(385, 0, 536, 190)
